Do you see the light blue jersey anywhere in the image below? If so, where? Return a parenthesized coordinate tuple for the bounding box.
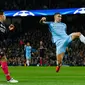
(25, 46, 32, 59)
(44, 22, 72, 55)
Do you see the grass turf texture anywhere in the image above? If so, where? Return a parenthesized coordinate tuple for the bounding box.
(0, 66, 85, 85)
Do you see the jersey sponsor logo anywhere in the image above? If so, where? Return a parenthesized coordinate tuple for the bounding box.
(13, 10, 35, 16)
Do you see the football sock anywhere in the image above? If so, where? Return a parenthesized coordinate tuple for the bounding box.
(26, 60, 29, 66)
(79, 34, 85, 44)
(1, 61, 11, 80)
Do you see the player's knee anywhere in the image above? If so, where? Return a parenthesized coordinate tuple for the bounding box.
(77, 32, 81, 36)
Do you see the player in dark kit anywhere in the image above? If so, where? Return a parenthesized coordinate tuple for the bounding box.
(38, 41, 46, 66)
(0, 10, 18, 83)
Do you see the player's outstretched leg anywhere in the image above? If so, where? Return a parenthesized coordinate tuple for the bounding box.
(56, 53, 64, 72)
(71, 32, 85, 44)
(0, 55, 18, 83)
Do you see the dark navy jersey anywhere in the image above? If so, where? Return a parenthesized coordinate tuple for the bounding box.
(0, 22, 7, 33)
(0, 22, 8, 56)
(0, 22, 9, 41)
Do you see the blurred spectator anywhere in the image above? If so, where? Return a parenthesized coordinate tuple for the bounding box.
(1, 0, 85, 10)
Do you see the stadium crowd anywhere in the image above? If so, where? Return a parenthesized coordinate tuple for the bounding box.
(0, 0, 85, 66)
(5, 29, 56, 66)
(1, 17, 85, 66)
(0, 0, 85, 10)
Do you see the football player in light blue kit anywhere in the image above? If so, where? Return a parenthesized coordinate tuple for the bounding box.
(40, 13, 85, 72)
(25, 42, 32, 66)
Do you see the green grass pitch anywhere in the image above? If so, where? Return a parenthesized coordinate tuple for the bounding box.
(0, 66, 85, 85)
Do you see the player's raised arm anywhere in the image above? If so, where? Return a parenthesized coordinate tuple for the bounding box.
(39, 17, 50, 24)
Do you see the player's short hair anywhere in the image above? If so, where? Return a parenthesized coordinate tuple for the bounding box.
(25, 41, 31, 44)
(0, 10, 4, 15)
(54, 13, 61, 16)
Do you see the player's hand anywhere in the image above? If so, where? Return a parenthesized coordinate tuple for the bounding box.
(9, 24, 15, 30)
(40, 17, 46, 23)
(41, 17, 46, 21)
